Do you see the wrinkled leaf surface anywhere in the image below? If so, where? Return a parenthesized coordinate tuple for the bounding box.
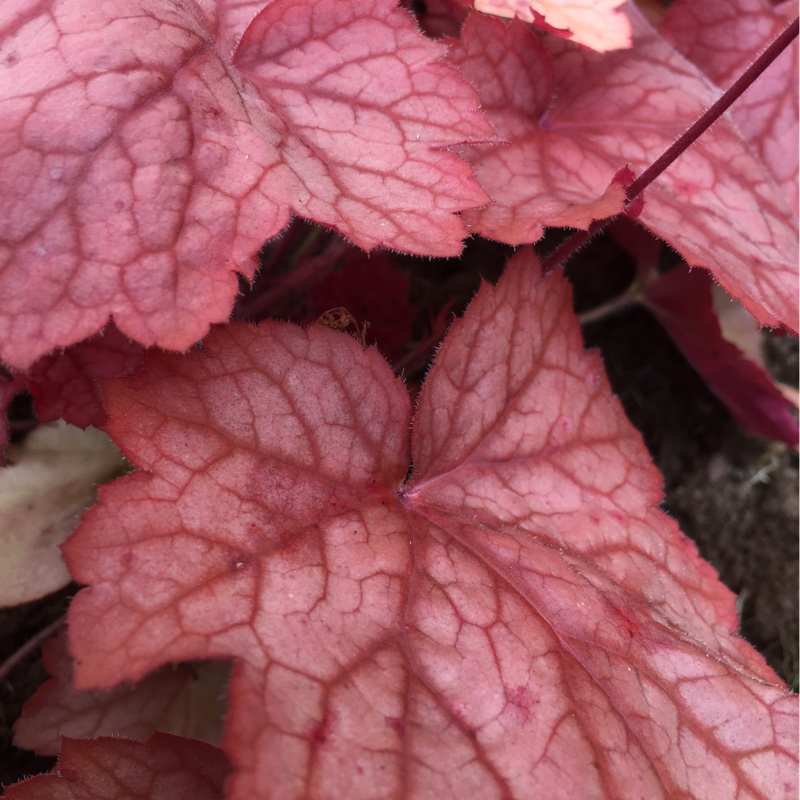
(63, 250, 798, 799)
(0, 0, 490, 368)
(450, 8, 799, 329)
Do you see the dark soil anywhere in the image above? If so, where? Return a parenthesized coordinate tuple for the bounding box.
(585, 307, 798, 687)
(1, 231, 797, 788)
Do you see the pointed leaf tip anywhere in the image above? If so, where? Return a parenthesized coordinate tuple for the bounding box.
(64, 252, 797, 798)
(0, 0, 491, 368)
(452, 5, 798, 328)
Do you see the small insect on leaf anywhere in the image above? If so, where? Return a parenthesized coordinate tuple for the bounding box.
(317, 307, 371, 350)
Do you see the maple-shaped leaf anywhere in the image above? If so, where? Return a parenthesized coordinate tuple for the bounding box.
(0, 422, 126, 608)
(3, 733, 228, 800)
(63, 249, 797, 798)
(473, 0, 632, 52)
(0, 0, 491, 369)
(14, 629, 227, 755)
(661, 0, 799, 214)
(450, 8, 799, 330)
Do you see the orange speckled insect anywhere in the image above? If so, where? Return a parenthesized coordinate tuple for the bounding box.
(317, 307, 370, 350)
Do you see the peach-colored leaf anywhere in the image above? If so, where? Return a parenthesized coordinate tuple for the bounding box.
(0, 0, 490, 369)
(661, 0, 799, 214)
(3, 734, 229, 800)
(448, 16, 625, 244)
(451, 8, 798, 329)
(608, 219, 798, 446)
(473, 0, 631, 52)
(63, 249, 797, 798)
(232, 0, 491, 251)
(14, 628, 227, 755)
(0, 422, 126, 608)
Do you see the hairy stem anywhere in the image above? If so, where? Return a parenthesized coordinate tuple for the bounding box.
(542, 15, 799, 276)
(625, 15, 799, 202)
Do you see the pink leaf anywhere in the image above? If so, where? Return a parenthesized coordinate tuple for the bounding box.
(643, 265, 799, 447)
(3, 734, 229, 800)
(448, 17, 627, 244)
(473, 0, 632, 52)
(27, 324, 144, 429)
(14, 629, 227, 755)
(0, 0, 491, 368)
(661, 0, 799, 214)
(450, 8, 799, 329)
(63, 249, 797, 798)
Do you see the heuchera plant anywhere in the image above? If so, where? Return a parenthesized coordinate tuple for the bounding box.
(0, 0, 798, 798)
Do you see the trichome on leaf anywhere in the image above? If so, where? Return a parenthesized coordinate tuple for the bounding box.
(55, 251, 798, 799)
(0, 0, 797, 798)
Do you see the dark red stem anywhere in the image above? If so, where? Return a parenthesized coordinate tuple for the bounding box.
(542, 16, 799, 275)
(626, 15, 799, 201)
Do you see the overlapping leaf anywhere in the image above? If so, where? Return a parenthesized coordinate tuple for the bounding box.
(644, 265, 799, 447)
(450, 7, 799, 329)
(0, 0, 491, 368)
(4, 734, 229, 800)
(473, 0, 631, 52)
(662, 0, 799, 214)
(63, 250, 797, 799)
(607, 219, 798, 447)
(26, 324, 144, 429)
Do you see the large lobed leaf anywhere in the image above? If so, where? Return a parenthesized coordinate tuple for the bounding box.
(63, 249, 797, 799)
(0, 422, 125, 608)
(450, 7, 799, 330)
(0, 0, 490, 368)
